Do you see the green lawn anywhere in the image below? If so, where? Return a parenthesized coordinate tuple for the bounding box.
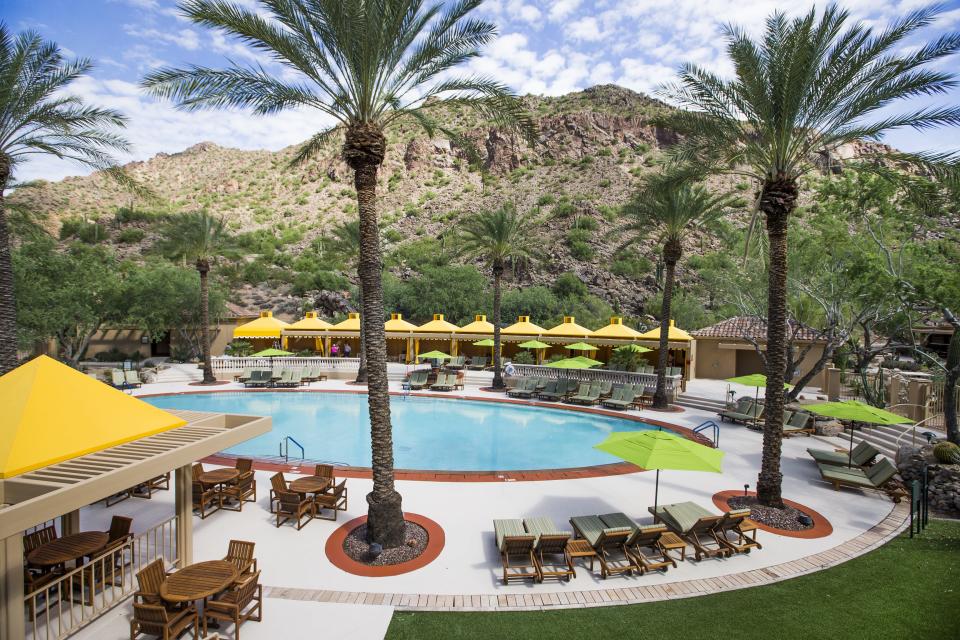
(387, 520, 960, 640)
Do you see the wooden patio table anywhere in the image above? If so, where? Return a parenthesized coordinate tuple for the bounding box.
(27, 532, 109, 568)
(160, 560, 238, 604)
(289, 476, 330, 496)
(200, 468, 239, 488)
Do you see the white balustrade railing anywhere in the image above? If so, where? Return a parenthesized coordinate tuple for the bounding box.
(511, 364, 682, 398)
(25, 516, 179, 640)
(211, 356, 359, 373)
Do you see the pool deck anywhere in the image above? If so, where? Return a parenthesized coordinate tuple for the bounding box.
(69, 377, 906, 639)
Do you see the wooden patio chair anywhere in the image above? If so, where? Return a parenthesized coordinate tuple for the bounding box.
(313, 464, 335, 482)
(598, 513, 675, 574)
(313, 479, 348, 520)
(569, 515, 638, 578)
(223, 540, 257, 574)
(493, 519, 538, 583)
(223, 466, 256, 512)
(269, 473, 288, 514)
(134, 558, 171, 606)
(275, 488, 313, 529)
(99, 515, 134, 567)
(130, 602, 198, 640)
(203, 571, 263, 639)
(24, 568, 61, 618)
(649, 502, 731, 561)
(713, 509, 762, 554)
(192, 480, 220, 519)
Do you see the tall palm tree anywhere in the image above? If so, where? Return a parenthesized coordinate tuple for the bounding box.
(143, 0, 533, 546)
(658, 5, 960, 507)
(459, 204, 537, 389)
(0, 23, 129, 375)
(622, 172, 733, 409)
(331, 219, 366, 382)
(160, 211, 228, 384)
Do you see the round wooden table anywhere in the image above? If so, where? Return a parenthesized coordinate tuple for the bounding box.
(160, 560, 239, 604)
(27, 532, 109, 568)
(289, 476, 330, 495)
(200, 468, 239, 487)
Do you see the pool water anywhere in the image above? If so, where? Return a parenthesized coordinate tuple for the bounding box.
(144, 392, 659, 471)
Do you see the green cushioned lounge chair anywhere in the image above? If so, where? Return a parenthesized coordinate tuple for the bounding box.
(536, 380, 561, 401)
(402, 369, 428, 390)
(807, 441, 880, 468)
(493, 519, 538, 583)
(568, 381, 602, 406)
(720, 400, 764, 425)
(124, 370, 142, 388)
(713, 509, 761, 554)
(468, 356, 488, 370)
(244, 370, 271, 388)
(235, 368, 253, 383)
(818, 457, 898, 493)
(524, 517, 574, 582)
(599, 512, 675, 573)
(783, 411, 814, 436)
(602, 386, 637, 410)
(648, 502, 731, 561)
(430, 372, 455, 391)
(569, 515, 638, 578)
(508, 377, 538, 398)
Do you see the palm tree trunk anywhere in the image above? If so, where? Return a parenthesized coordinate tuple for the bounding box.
(652, 246, 680, 409)
(943, 312, 959, 444)
(492, 261, 504, 390)
(346, 124, 404, 547)
(756, 175, 797, 509)
(355, 284, 367, 383)
(198, 261, 215, 384)
(0, 160, 18, 375)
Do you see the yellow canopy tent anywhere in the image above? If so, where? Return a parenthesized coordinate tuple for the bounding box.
(232, 310, 289, 346)
(327, 312, 361, 356)
(637, 319, 693, 342)
(283, 311, 331, 353)
(543, 316, 594, 359)
(385, 313, 417, 362)
(591, 316, 644, 340)
(0, 355, 186, 478)
(415, 314, 460, 358)
(457, 314, 494, 334)
(636, 320, 693, 382)
(502, 315, 545, 336)
(456, 315, 495, 360)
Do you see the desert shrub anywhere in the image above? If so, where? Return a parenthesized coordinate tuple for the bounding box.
(569, 240, 594, 260)
(553, 201, 576, 217)
(537, 194, 556, 206)
(511, 350, 535, 364)
(611, 254, 652, 279)
(117, 228, 146, 244)
(573, 216, 598, 231)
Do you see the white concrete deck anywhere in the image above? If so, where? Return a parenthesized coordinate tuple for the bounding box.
(67, 376, 901, 639)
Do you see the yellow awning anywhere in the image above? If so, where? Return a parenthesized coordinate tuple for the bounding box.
(285, 311, 331, 332)
(233, 310, 289, 339)
(330, 312, 361, 332)
(0, 356, 186, 478)
(502, 315, 545, 335)
(543, 316, 593, 338)
(637, 319, 693, 342)
(456, 314, 494, 334)
(591, 316, 644, 339)
(417, 314, 460, 333)
(385, 312, 417, 333)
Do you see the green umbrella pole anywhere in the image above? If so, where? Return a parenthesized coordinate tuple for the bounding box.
(654, 468, 661, 512)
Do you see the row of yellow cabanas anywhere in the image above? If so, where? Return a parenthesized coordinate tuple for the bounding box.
(232, 311, 692, 368)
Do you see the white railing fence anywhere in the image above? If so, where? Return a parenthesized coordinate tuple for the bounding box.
(25, 516, 179, 640)
(211, 356, 360, 373)
(511, 364, 682, 398)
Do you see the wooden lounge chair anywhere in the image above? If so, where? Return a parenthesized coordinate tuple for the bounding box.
(131, 603, 199, 640)
(203, 570, 263, 638)
(223, 540, 257, 575)
(569, 515, 638, 578)
(713, 509, 762, 554)
(244, 370, 271, 388)
(124, 370, 142, 388)
(720, 400, 764, 425)
(568, 381, 602, 406)
(649, 502, 732, 562)
(597, 513, 676, 573)
(430, 372, 455, 391)
(493, 519, 539, 583)
(468, 356, 488, 370)
(507, 377, 537, 398)
(523, 517, 574, 582)
(783, 411, 814, 436)
(602, 386, 637, 410)
(807, 441, 880, 468)
(235, 368, 253, 383)
(818, 457, 898, 493)
(402, 369, 429, 390)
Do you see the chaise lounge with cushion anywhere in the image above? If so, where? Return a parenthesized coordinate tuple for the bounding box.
(807, 441, 880, 468)
(648, 502, 732, 561)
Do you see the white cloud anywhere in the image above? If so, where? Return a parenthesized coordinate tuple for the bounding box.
(549, 0, 582, 22)
(506, 1, 542, 25)
(124, 25, 201, 50)
(568, 16, 603, 42)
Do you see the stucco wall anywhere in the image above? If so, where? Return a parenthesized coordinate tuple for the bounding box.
(693, 338, 827, 389)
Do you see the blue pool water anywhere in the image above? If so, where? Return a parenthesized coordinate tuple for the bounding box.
(144, 392, 659, 471)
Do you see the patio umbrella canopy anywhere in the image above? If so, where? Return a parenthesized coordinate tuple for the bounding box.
(570, 355, 603, 367)
(517, 340, 550, 349)
(417, 350, 451, 361)
(594, 430, 725, 509)
(565, 342, 597, 351)
(615, 343, 652, 354)
(725, 373, 791, 405)
(803, 400, 914, 466)
(251, 348, 293, 357)
(472, 339, 496, 347)
(545, 357, 595, 369)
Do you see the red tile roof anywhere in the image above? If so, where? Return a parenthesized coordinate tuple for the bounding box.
(691, 316, 825, 342)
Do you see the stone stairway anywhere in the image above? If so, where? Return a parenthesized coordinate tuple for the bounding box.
(675, 393, 727, 414)
(151, 363, 204, 384)
(847, 423, 944, 460)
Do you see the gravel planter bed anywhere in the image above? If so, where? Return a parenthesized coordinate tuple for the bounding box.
(343, 521, 428, 566)
(728, 496, 814, 531)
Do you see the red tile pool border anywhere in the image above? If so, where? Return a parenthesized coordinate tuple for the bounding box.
(141, 387, 712, 481)
(712, 490, 833, 539)
(324, 512, 445, 577)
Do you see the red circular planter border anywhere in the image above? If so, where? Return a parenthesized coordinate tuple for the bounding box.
(712, 490, 833, 539)
(324, 512, 445, 577)
(187, 380, 232, 387)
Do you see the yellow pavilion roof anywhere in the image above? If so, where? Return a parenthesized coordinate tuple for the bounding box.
(0, 356, 186, 478)
(417, 314, 460, 333)
(456, 314, 494, 334)
(233, 310, 289, 339)
(543, 316, 593, 338)
(502, 315, 545, 335)
(385, 313, 417, 333)
(637, 320, 693, 342)
(330, 312, 361, 332)
(285, 312, 331, 332)
(591, 316, 644, 339)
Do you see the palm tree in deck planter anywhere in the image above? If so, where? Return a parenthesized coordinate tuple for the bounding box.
(622, 172, 734, 409)
(143, 0, 534, 546)
(161, 211, 228, 384)
(658, 5, 960, 508)
(0, 24, 130, 375)
(459, 204, 537, 390)
(331, 219, 366, 382)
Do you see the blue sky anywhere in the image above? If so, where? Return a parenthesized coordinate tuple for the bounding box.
(6, 0, 960, 183)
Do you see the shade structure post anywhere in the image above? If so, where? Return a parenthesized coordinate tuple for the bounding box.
(0, 532, 25, 640)
(60, 509, 80, 536)
(174, 464, 193, 567)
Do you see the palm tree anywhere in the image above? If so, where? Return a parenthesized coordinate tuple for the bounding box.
(331, 219, 366, 382)
(0, 23, 129, 375)
(658, 5, 960, 507)
(622, 172, 733, 409)
(160, 211, 228, 384)
(143, 0, 533, 546)
(459, 204, 537, 389)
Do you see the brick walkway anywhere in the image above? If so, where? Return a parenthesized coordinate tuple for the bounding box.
(263, 501, 909, 612)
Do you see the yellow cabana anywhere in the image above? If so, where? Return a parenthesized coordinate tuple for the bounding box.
(637, 319, 693, 342)
(591, 316, 646, 363)
(385, 313, 417, 362)
(636, 320, 693, 383)
(455, 314, 495, 360)
(232, 310, 289, 349)
(283, 311, 331, 353)
(542, 316, 594, 359)
(457, 314, 494, 335)
(414, 314, 460, 358)
(0, 355, 186, 478)
(326, 312, 361, 357)
(501, 315, 545, 359)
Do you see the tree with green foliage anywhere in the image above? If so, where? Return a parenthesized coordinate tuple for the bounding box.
(660, 5, 960, 507)
(383, 266, 489, 325)
(623, 172, 733, 408)
(458, 204, 538, 389)
(0, 23, 129, 374)
(143, 0, 534, 546)
(158, 211, 228, 383)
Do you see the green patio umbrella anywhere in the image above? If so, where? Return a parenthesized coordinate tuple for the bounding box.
(517, 340, 550, 349)
(417, 350, 450, 363)
(565, 342, 597, 351)
(803, 400, 914, 467)
(545, 357, 594, 369)
(251, 348, 293, 357)
(594, 430, 725, 510)
(725, 373, 791, 406)
(472, 339, 495, 347)
(570, 355, 603, 367)
(615, 343, 652, 354)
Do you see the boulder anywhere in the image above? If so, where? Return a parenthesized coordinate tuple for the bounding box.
(815, 420, 844, 437)
(896, 444, 960, 515)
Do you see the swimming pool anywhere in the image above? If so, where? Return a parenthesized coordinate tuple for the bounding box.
(143, 392, 661, 471)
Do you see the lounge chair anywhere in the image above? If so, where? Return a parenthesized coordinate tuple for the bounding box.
(275, 369, 302, 388)
(503, 377, 519, 392)
(569, 515, 638, 578)
(110, 369, 130, 389)
(598, 513, 675, 573)
(523, 516, 575, 581)
(468, 356, 488, 370)
(430, 372, 455, 391)
(649, 502, 732, 562)
(783, 411, 814, 436)
(807, 441, 880, 468)
(493, 519, 538, 583)
(718, 397, 752, 421)
(598, 380, 613, 398)
(568, 381, 602, 406)
(713, 509, 761, 554)
(402, 369, 429, 390)
(244, 370, 271, 388)
(124, 370, 142, 388)
(602, 386, 637, 410)
(535, 379, 559, 400)
(818, 457, 898, 493)
(720, 399, 764, 425)
(234, 368, 253, 383)
(507, 377, 537, 398)
(446, 356, 466, 370)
